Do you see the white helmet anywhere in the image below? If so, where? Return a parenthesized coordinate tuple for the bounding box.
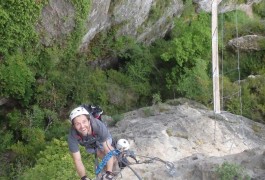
(69, 107, 90, 123)
(116, 139, 130, 151)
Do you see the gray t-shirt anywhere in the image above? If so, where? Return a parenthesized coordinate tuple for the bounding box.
(67, 117, 110, 153)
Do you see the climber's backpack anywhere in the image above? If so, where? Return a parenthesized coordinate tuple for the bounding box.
(81, 104, 103, 121)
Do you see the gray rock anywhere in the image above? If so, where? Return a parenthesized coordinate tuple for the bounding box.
(109, 100, 265, 180)
(228, 35, 265, 51)
(37, 0, 76, 46)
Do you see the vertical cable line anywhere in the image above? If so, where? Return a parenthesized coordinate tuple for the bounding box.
(235, 5, 245, 140)
(216, 1, 247, 152)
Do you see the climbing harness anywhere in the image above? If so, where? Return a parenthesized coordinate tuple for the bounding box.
(95, 149, 178, 180)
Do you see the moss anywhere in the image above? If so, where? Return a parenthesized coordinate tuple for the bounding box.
(252, 124, 262, 133)
(86, 22, 129, 60)
(142, 107, 155, 117)
(166, 128, 173, 136)
(144, 0, 171, 26)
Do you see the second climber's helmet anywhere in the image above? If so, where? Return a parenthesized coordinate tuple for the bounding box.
(116, 139, 130, 151)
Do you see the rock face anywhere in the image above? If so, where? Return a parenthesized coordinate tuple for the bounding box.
(37, 0, 76, 46)
(80, 0, 183, 51)
(228, 35, 265, 51)
(108, 99, 265, 180)
(37, 0, 183, 49)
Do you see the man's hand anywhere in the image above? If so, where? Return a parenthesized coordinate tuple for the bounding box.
(101, 171, 114, 180)
(81, 175, 90, 180)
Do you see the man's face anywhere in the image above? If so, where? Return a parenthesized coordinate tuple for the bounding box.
(73, 114, 90, 136)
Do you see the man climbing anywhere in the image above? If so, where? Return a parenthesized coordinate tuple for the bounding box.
(67, 106, 116, 180)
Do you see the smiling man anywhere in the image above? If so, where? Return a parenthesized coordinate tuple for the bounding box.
(67, 106, 116, 180)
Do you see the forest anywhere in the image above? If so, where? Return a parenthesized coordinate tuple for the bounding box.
(0, 0, 264, 179)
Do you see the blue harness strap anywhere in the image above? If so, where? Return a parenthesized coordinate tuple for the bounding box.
(96, 150, 121, 175)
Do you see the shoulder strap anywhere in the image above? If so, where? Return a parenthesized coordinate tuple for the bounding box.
(90, 118, 97, 137)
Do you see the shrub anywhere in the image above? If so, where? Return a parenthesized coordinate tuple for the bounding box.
(177, 59, 211, 104)
(158, 13, 212, 101)
(0, 53, 35, 105)
(152, 93, 162, 105)
(0, 130, 13, 153)
(110, 114, 124, 126)
(216, 162, 250, 180)
(142, 107, 154, 117)
(241, 75, 265, 123)
(253, 1, 265, 18)
(20, 138, 95, 180)
(0, 0, 44, 56)
(10, 128, 46, 161)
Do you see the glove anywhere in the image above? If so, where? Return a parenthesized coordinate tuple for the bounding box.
(101, 171, 114, 180)
(81, 175, 90, 180)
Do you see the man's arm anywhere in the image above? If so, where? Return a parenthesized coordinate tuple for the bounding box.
(72, 151, 87, 178)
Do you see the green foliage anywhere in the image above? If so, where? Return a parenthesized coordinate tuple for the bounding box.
(67, 0, 91, 51)
(220, 10, 247, 42)
(146, 0, 171, 25)
(241, 75, 265, 122)
(71, 0, 91, 18)
(152, 93, 162, 105)
(31, 0, 91, 110)
(10, 128, 46, 160)
(222, 75, 265, 123)
(177, 59, 211, 104)
(253, 1, 265, 18)
(87, 27, 135, 60)
(0, 53, 35, 104)
(72, 68, 108, 105)
(35, 70, 70, 110)
(220, 76, 240, 110)
(26, 105, 46, 128)
(220, 50, 264, 83)
(122, 44, 154, 83)
(258, 38, 265, 49)
(34, 47, 61, 78)
(158, 13, 211, 101)
(7, 127, 46, 178)
(142, 107, 155, 117)
(110, 114, 124, 126)
(6, 109, 22, 131)
(239, 52, 265, 79)
(240, 18, 265, 36)
(45, 121, 70, 141)
(181, 0, 196, 19)
(86, 40, 155, 112)
(20, 138, 95, 180)
(219, 10, 265, 44)
(105, 70, 143, 112)
(216, 162, 250, 180)
(0, 130, 13, 152)
(0, 0, 45, 56)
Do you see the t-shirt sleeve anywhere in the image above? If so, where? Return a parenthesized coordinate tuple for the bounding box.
(67, 132, 79, 153)
(92, 119, 110, 143)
